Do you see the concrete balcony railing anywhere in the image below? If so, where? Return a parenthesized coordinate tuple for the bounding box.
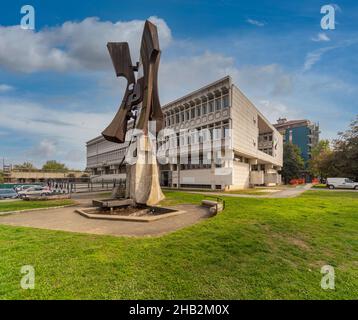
(258, 141, 273, 149)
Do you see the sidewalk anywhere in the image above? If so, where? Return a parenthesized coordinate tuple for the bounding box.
(185, 184, 313, 199)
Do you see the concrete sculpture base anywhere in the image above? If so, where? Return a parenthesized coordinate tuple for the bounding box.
(126, 134, 165, 206)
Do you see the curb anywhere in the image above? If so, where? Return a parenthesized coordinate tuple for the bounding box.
(0, 204, 77, 216)
(75, 207, 187, 222)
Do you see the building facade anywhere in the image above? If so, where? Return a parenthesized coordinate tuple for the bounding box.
(273, 118, 320, 163)
(2, 168, 85, 183)
(87, 76, 283, 190)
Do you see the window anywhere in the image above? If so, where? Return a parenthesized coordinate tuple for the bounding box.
(215, 98, 221, 111)
(180, 135, 185, 146)
(208, 100, 214, 113)
(202, 103, 207, 115)
(190, 132, 195, 144)
(191, 108, 195, 119)
(223, 125, 230, 138)
(186, 110, 190, 120)
(223, 95, 229, 108)
(213, 127, 222, 140)
(175, 113, 179, 123)
(201, 129, 208, 142)
(196, 105, 201, 117)
(181, 112, 185, 122)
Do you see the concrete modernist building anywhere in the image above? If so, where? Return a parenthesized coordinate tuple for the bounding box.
(87, 76, 283, 189)
(274, 118, 320, 163)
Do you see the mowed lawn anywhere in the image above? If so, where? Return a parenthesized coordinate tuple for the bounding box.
(0, 191, 357, 299)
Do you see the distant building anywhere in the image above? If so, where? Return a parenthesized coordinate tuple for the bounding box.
(2, 167, 85, 183)
(87, 76, 283, 190)
(273, 118, 320, 163)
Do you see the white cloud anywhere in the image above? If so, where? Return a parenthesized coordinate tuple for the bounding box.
(303, 40, 357, 72)
(159, 51, 239, 103)
(0, 98, 112, 141)
(256, 100, 296, 123)
(233, 64, 294, 98)
(246, 19, 265, 27)
(0, 97, 114, 168)
(0, 16, 172, 73)
(0, 84, 14, 92)
(311, 32, 330, 42)
(303, 46, 336, 71)
(27, 139, 58, 158)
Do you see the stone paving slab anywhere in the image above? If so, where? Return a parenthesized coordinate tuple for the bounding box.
(0, 204, 212, 237)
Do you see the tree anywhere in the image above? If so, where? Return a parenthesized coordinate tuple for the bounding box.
(42, 160, 68, 172)
(332, 115, 358, 180)
(0, 171, 3, 183)
(281, 143, 305, 184)
(13, 162, 36, 170)
(308, 140, 333, 179)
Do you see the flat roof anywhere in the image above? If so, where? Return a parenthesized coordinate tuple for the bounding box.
(161, 75, 231, 109)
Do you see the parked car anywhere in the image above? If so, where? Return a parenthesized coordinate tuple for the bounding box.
(326, 178, 358, 190)
(15, 185, 37, 192)
(0, 189, 18, 199)
(17, 186, 52, 198)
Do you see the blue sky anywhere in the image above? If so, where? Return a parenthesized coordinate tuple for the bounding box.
(0, 0, 357, 169)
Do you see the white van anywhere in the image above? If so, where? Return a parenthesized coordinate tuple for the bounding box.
(326, 178, 358, 190)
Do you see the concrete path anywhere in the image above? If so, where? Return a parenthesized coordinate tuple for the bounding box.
(0, 203, 211, 237)
(309, 188, 358, 193)
(267, 183, 312, 198)
(186, 184, 313, 199)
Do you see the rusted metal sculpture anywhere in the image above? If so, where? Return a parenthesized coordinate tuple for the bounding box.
(102, 20, 165, 206)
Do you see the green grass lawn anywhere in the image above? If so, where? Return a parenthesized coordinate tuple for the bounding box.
(0, 191, 357, 299)
(0, 199, 76, 213)
(312, 184, 328, 189)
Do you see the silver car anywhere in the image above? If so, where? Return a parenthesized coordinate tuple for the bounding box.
(0, 189, 18, 199)
(18, 186, 52, 198)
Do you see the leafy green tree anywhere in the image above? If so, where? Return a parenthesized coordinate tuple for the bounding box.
(13, 162, 37, 170)
(281, 143, 305, 184)
(42, 160, 68, 172)
(0, 171, 4, 183)
(308, 140, 332, 178)
(332, 115, 358, 180)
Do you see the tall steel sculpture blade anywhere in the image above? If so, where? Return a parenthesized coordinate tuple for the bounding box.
(135, 20, 164, 134)
(102, 20, 165, 206)
(102, 43, 136, 143)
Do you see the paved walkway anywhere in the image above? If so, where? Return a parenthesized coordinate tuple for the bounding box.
(268, 184, 312, 198)
(186, 184, 313, 199)
(309, 188, 358, 193)
(0, 203, 211, 237)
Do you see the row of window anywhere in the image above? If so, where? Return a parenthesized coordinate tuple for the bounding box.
(158, 150, 227, 170)
(158, 123, 230, 148)
(165, 95, 229, 126)
(258, 133, 273, 142)
(88, 149, 125, 165)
